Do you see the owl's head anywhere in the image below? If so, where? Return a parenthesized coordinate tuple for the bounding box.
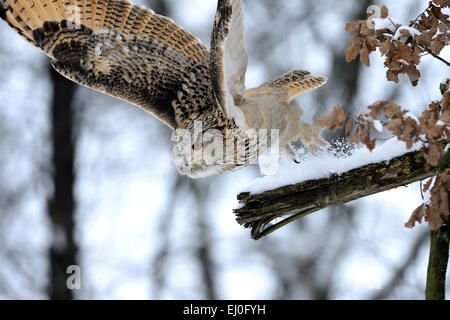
(170, 123, 233, 178)
(171, 120, 282, 178)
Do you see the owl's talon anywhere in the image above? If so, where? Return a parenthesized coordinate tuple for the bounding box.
(285, 144, 303, 164)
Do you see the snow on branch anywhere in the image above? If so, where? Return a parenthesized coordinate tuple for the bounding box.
(235, 148, 444, 240)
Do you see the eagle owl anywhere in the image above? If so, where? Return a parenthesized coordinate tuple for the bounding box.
(0, 0, 328, 178)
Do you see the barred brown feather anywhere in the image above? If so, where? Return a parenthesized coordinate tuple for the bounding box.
(0, 0, 213, 129)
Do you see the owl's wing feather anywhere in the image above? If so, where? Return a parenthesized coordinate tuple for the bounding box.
(223, 0, 247, 99)
(242, 70, 328, 102)
(210, 0, 248, 125)
(0, 0, 211, 129)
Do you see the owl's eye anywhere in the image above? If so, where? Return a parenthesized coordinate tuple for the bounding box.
(193, 142, 203, 150)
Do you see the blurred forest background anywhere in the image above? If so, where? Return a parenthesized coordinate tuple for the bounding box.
(0, 0, 448, 299)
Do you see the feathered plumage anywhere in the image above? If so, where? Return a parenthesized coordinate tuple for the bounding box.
(1, 0, 328, 178)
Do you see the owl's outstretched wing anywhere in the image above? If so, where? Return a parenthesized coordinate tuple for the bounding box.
(0, 0, 210, 129)
(210, 0, 248, 125)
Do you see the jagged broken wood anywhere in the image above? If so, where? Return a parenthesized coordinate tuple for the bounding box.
(235, 150, 438, 240)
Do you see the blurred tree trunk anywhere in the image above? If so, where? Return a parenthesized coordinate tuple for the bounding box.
(47, 66, 79, 300)
(191, 180, 217, 300)
(330, 0, 372, 113)
(148, 0, 217, 299)
(152, 176, 218, 299)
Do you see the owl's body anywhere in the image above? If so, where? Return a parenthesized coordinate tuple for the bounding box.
(0, 0, 327, 178)
(238, 70, 328, 153)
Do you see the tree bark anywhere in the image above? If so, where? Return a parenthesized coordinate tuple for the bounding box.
(47, 66, 79, 300)
(425, 151, 450, 300)
(425, 224, 449, 300)
(235, 150, 439, 240)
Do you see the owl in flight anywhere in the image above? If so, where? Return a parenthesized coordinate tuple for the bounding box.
(0, 0, 328, 178)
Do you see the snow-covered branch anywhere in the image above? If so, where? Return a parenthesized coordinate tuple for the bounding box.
(235, 149, 441, 240)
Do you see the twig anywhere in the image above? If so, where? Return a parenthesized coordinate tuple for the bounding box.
(386, 17, 450, 68)
(372, 230, 428, 300)
(414, 40, 450, 68)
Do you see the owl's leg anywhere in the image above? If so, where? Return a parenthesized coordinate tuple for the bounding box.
(296, 122, 329, 153)
(285, 100, 329, 154)
(284, 143, 302, 164)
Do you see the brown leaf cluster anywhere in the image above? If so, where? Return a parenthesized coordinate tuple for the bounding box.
(346, 101, 416, 150)
(347, 91, 449, 230)
(342, 2, 450, 230)
(344, 2, 449, 230)
(316, 99, 449, 230)
(345, 2, 449, 86)
(415, 1, 450, 56)
(406, 170, 449, 230)
(344, 9, 385, 68)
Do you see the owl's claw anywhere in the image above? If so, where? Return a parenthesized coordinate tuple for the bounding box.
(295, 123, 330, 155)
(285, 144, 303, 164)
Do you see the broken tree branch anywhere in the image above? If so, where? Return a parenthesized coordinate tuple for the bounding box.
(235, 149, 443, 240)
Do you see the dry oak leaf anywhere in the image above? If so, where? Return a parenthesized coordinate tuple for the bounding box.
(415, 26, 438, 44)
(360, 46, 371, 67)
(313, 106, 347, 131)
(385, 118, 403, 135)
(440, 109, 450, 124)
(381, 5, 389, 19)
(427, 177, 447, 230)
(379, 40, 393, 57)
(386, 69, 400, 83)
(423, 177, 434, 193)
(368, 101, 386, 118)
(349, 127, 361, 145)
(406, 67, 421, 86)
(425, 142, 445, 167)
(430, 33, 446, 55)
(405, 204, 427, 228)
(432, 0, 450, 7)
(359, 125, 376, 151)
(442, 91, 450, 107)
(383, 101, 405, 118)
(345, 120, 353, 137)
